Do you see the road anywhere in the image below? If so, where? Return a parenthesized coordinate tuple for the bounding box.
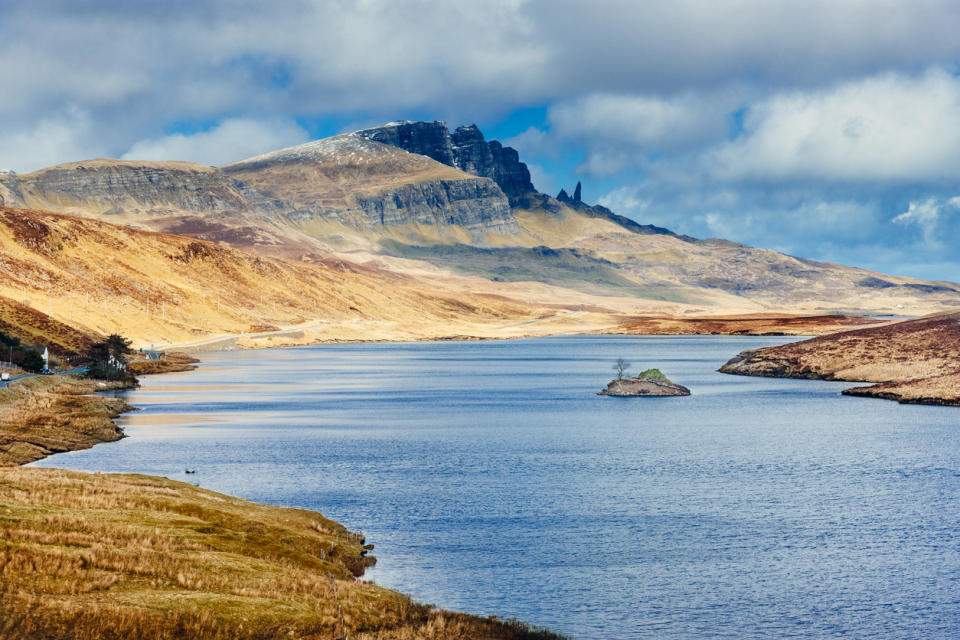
(154, 318, 369, 352)
(494, 310, 582, 330)
(1, 366, 89, 388)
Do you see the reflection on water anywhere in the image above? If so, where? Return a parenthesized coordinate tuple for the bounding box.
(32, 336, 960, 639)
(117, 413, 226, 426)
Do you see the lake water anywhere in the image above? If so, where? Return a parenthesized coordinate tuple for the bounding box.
(32, 336, 960, 639)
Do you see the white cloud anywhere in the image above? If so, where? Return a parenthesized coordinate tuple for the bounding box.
(893, 196, 960, 249)
(121, 118, 310, 166)
(1, 1, 959, 167)
(550, 93, 729, 150)
(709, 69, 960, 182)
(504, 127, 559, 159)
(597, 186, 651, 217)
(0, 108, 107, 173)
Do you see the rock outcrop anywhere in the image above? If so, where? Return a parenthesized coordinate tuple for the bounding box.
(552, 183, 692, 240)
(599, 377, 691, 397)
(356, 121, 536, 199)
(351, 178, 515, 234)
(0, 160, 282, 217)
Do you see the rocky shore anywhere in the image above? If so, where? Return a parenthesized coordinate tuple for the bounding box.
(0, 375, 133, 466)
(599, 377, 691, 397)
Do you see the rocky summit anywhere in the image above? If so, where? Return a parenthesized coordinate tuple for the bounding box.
(356, 121, 535, 199)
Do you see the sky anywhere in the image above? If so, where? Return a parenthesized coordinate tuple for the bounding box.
(2, 0, 960, 281)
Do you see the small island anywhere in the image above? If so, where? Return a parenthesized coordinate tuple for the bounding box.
(599, 362, 691, 397)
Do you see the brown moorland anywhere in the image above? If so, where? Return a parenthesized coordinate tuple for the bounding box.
(719, 311, 960, 405)
(604, 313, 887, 336)
(0, 205, 560, 348)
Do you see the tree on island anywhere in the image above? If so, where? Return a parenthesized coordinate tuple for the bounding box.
(614, 358, 630, 380)
(86, 334, 135, 381)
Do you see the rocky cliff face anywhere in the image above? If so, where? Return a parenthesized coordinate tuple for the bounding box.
(352, 178, 516, 234)
(356, 121, 535, 199)
(0, 160, 281, 216)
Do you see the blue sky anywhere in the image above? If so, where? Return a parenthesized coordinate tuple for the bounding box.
(2, 1, 960, 281)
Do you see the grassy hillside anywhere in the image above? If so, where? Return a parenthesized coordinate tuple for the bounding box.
(0, 467, 563, 640)
(0, 295, 97, 355)
(221, 134, 470, 210)
(6, 138, 960, 318)
(379, 240, 687, 301)
(0, 206, 551, 348)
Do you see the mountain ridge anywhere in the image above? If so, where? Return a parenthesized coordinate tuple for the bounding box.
(0, 120, 957, 319)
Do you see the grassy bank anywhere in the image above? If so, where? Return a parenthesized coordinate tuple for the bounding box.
(128, 352, 200, 375)
(0, 468, 561, 640)
(0, 369, 564, 639)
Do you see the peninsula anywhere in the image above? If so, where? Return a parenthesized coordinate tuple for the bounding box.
(719, 311, 960, 406)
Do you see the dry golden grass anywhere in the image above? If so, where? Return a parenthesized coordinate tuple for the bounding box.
(0, 467, 563, 640)
(0, 296, 97, 356)
(843, 372, 960, 405)
(0, 206, 557, 349)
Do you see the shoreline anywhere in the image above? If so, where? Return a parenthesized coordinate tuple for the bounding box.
(149, 312, 888, 354)
(3, 324, 923, 638)
(718, 312, 960, 407)
(1, 354, 567, 640)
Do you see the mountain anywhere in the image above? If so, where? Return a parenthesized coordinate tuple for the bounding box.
(2, 121, 959, 319)
(354, 120, 535, 200)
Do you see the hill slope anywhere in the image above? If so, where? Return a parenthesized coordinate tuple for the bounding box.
(0, 466, 562, 640)
(0, 206, 566, 348)
(221, 133, 519, 238)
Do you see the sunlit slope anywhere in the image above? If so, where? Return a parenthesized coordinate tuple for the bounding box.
(3, 125, 958, 317)
(375, 204, 960, 315)
(0, 296, 96, 355)
(221, 134, 469, 209)
(0, 206, 551, 348)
